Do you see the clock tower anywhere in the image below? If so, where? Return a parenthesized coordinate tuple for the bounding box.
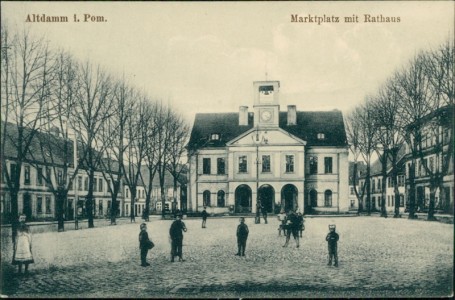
(253, 80, 280, 128)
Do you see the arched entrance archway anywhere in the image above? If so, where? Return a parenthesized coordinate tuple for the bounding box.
(281, 184, 298, 213)
(258, 184, 275, 213)
(235, 185, 252, 213)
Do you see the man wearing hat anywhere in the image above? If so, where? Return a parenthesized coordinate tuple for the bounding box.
(169, 214, 187, 262)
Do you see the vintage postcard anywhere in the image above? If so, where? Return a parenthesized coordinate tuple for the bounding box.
(1, 1, 453, 298)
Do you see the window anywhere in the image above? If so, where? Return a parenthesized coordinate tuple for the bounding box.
(398, 175, 405, 187)
(399, 194, 404, 207)
(210, 133, 220, 140)
(309, 156, 318, 174)
(78, 176, 83, 191)
(24, 166, 31, 185)
(388, 177, 392, 188)
(377, 179, 381, 191)
(238, 156, 248, 173)
(317, 133, 325, 140)
(84, 177, 88, 191)
(68, 178, 73, 190)
(203, 190, 211, 207)
(217, 190, 225, 207)
(429, 157, 434, 174)
(46, 167, 52, 187)
(350, 187, 354, 195)
(388, 195, 390, 206)
(262, 155, 271, 173)
(57, 170, 63, 185)
(107, 179, 111, 193)
(324, 190, 332, 207)
(285, 155, 294, 173)
(217, 158, 225, 175)
(37, 167, 43, 185)
(10, 163, 17, 183)
(99, 178, 103, 192)
(126, 188, 129, 198)
(45, 196, 51, 214)
(203, 158, 211, 174)
(37, 197, 43, 214)
(372, 180, 375, 193)
(99, 200, 103, 216)
(392, 195, 395, 207)
(324, 157, 333, 174)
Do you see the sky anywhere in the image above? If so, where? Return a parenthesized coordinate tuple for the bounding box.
(1, 1, 454, 125)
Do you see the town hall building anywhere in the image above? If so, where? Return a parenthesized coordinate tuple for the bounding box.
(187, 81, 349, 215)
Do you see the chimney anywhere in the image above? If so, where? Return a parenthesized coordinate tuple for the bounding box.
(239, 106, 248, 125)
(287, 105, 296, 125)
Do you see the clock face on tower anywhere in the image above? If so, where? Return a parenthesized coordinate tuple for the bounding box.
(261, 110, 272, 122)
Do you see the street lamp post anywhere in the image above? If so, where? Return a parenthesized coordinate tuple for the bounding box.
(252, 130, 268, 223)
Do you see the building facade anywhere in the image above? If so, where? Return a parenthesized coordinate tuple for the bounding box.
(1, 123, 124, 222)
(187, 81, 349, 215)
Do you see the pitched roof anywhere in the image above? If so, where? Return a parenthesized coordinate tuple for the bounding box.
(187, 110, 348, 150)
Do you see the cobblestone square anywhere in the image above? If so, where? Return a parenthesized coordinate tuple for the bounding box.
(1, 216, 453, 298)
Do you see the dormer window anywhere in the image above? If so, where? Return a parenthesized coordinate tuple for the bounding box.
(210, 133, 220, 141)
(317, 133, 325, 140)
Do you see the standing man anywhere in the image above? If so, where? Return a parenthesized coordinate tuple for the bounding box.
(255, 201, 261, 224)
(235, 217, 249, 256)
(283, 210, 300, 248)
(261, 203, 268, 224)
(201, 207, 208, 228)
(169, 214, 187, 262)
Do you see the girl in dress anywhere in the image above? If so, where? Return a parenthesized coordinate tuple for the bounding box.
(12, 215, 34, 274)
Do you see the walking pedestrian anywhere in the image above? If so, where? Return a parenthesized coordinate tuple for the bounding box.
(326, 224, 339, 267)
(169, 214, 187, 262)
(201, 207, 208, 228)
(12, 215, 34, 274)
(235, 217, 249, 256)
(139, 223, 154, 267)
(261, 204, 268, 224)
(283, 210, 300, 248)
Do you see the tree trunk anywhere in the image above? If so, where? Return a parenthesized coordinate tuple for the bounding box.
(110, 181, 119, 225)
(86, 169, 95, 228)
(408, 160, 417, 219)
(56, 188, 66, 232)
(427, 186, 437, 221)
(381, 152, 388, 218)
(10, 189, 19, 244)
(144, 194, 150, 222)
(366, 163, 371, 216)
(130, 188, 136, 222)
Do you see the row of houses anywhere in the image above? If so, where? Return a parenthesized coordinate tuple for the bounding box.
(349, 105, 453, 214)
(0, 122, 186, 222)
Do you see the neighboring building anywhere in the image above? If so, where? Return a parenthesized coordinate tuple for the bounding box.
(403, 105, 454, 213)
(1, 122, 124, 222)
(123, 167, 187, 216)
(187, 80, 349, 215)
(358, 147, 407, 213)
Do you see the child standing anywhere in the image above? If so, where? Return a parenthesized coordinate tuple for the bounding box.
(139, 223, 153, 267)
(325, 224, 339, 267)
(12, 215, 34, 274)
(235, 217, 249, 256)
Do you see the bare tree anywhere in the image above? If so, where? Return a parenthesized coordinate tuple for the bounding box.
(355, 100, 378, 215)
(72, 61, 114, 228)
(123, 94, 149, 223)
(99, 78, 133, 225)
(166, 112, 190, 213)
(140, 100, 160, 222)
(415, 41, 455, 219)
(345, 107, 367, 213)
(395, 51, 435, 219)
(371, 79, 406, 218)
(28, 50, 80, 232)
(1, 27, 54, 240)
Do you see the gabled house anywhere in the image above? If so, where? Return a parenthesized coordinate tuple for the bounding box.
(187, 80, 349, 215)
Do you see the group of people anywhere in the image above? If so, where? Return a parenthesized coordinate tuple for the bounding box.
(139, 208, 339, 268)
